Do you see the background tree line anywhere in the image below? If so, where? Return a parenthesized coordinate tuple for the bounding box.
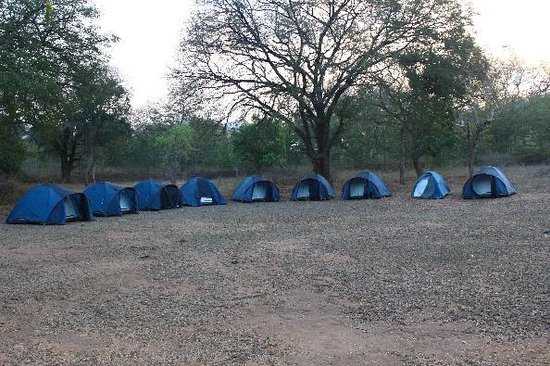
(1, 0, 549, 185)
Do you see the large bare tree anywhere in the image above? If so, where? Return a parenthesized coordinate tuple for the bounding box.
(172, 0, 472, 179)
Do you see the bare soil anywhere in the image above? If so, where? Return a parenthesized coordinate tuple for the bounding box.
(0, 165, 549, 365)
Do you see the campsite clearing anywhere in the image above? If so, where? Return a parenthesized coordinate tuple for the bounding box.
(0, 165, 549, 365)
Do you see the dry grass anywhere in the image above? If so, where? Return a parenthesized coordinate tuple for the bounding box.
(0, 177, 32, 217)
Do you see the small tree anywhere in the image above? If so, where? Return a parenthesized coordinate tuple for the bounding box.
(232, 117, 289, 171)
(376, 28, 487, 178)
(153, 124, 195, 183)
(31, 66, 130, 182)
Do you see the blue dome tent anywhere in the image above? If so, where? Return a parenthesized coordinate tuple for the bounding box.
(134, 179, 182, 211)
(6, 184, 93, 225)
(463, 166, 517, 199)
(341, 170, 392, 200)
(291, 174, 335, 201)
(84, 182, 138, 217)
(180, 177, 227, 207)
(411, 171, 450, 199)
(232, 176, 280, 203)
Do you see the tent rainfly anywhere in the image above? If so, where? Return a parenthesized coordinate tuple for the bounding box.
(180, 177, 227, 207)
(291, 174, 335, 201)
(341, 170, 392, 200)
(411, 171, 451, 199)
(84, 181, 139, 217)
(134, 179, 182, 211)
(6, 184, 93, 225)
(232, 176, 280, 203)
(462, 166, 517, 199)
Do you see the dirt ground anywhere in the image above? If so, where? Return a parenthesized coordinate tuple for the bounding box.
(0, 166, 549, 365)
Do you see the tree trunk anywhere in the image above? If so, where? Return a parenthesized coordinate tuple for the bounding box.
(169, 162, 178, 184)
(91, 164, 96, 183)
(59, 127, 79, 183)
(399, 124, 406, 185)
(466, 123, 475, 178)
(296, 115, 332, 181)
(86, 149, 97, 184)
(412, 157, 423, 178)
(467, 144, 475, 178)
(61, 157, 74, 183)
(312, 151, 331, 181)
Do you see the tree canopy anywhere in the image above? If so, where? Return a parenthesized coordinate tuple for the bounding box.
(0, 0, 128, 180)
(171, 0, 478, 179)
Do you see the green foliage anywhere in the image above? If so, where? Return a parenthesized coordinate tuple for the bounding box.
(45, 0, 54, 21)
(377, 26, 489, 174)
(0, 125, 25, 175)
(153, 124, 195, 176)
(232, 117, 291, 171)
(187, 118, 234, 170)
(0, 0, 115, 177)
(121, 108, 234, 176)
(406, 53, 480, 159)
(488, 95, 550, 163)
(332, 92, 400, 168)
(29, 65, 131, 181)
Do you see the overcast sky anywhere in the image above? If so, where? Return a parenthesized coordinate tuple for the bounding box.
(94, 0, 550, 108)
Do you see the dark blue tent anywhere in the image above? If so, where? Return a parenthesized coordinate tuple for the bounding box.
(232, 176, 280, 203)
(134, 179, 182, 211)
(6, 184, 93, 225)
(291, 174, 335, 201)
(84, 182, 138, 217)
(463, 166, 517, 199)
(411, 171, 450, 199)
(180, 177, 227, 207)
(342, 170, 392, 200)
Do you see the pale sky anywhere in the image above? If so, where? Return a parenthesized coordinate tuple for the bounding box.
(94, 0, 550, 108)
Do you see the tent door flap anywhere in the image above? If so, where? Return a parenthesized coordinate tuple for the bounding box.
(472, 175, 493, 196)
(296, 183, 310, 200)
(252, 183, 267, 201)
(413, 178, 429, 198)
(64, 197, 78, 220)
(349, 181, 365, 198)
(120, 193, 132, 212)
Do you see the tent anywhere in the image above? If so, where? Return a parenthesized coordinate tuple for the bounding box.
(134, 179, 182, 211)
(341, 170, 392, 200)
(232, 176, 280, 203)
(463, 166, 517, 199)
(180, 177, 227, 207)
(411, 171, 450, 199)
(291, 174, 335, 201)
(6, 184, 93, 225)
(84, 181, 138, 216)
